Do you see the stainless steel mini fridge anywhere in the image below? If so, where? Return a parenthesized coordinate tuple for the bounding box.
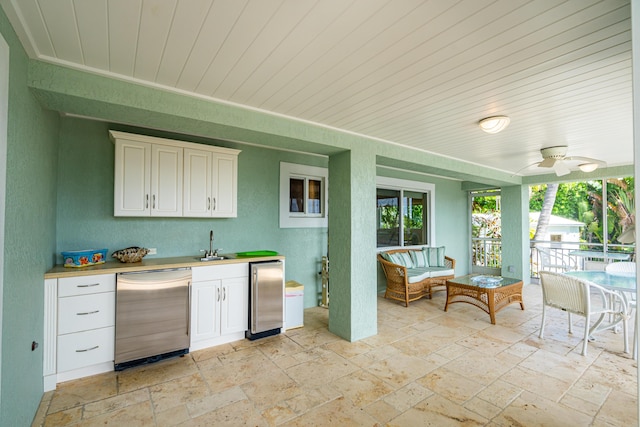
(246, 261, 284, 340)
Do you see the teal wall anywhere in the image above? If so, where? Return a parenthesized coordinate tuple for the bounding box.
(0, 9, 60, 427)
(328, 149, 378, 341)
(500, 185, 530, 283)
(56, 118, 328, 308)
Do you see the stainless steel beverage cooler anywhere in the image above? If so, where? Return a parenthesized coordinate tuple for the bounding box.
(246, 261, 284, 340)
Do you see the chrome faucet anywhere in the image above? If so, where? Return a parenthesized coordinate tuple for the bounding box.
(200, 230, 222, 260)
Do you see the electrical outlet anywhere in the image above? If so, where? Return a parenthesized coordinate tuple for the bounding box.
(148, 248, 157, 255)
(507, 265, 515, 273)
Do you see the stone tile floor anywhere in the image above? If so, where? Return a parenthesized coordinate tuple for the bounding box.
(33, 284, 638, 426)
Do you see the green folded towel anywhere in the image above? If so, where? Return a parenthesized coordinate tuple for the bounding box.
(235, 250, 279, 257)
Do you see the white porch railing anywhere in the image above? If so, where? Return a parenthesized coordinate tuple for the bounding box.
(472, 237, 635, 278)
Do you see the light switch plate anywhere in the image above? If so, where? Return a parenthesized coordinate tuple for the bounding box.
(148, 248, 157, 255)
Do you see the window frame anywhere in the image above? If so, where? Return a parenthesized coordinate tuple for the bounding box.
(376, 176, 435, 249)
(280, 162, 328, 228)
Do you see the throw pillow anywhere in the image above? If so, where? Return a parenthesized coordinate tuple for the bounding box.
(389, 251, 414, 267)
(424, 246, 446, 267)
(410, 249, 429, 267)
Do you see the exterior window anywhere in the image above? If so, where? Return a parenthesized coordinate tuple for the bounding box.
(280, 162, 328, 228)
(308, 179, 322, 214)
(289, 178, 304, 213)
(376, 177, 434, 248)
(288, 176, 323, 215)
(377, 189, 400, 247)
(404, 191, 427, 245)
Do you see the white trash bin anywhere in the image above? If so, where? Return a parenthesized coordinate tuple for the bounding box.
(285, 281, 304, 329)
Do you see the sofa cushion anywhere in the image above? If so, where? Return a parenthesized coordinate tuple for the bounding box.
(427, 267, 455, 278)
(407, 268, 431, 284)
(410, 249, 429, 268)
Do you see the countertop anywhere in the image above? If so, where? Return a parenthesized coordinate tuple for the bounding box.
(44, 254, 285, 279)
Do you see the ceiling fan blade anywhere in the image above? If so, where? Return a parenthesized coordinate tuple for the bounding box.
(511, 162, 542, 177)
(553, 161, 571, 176)
(538, 158, 556, 168)
(565, 156, 607, 167)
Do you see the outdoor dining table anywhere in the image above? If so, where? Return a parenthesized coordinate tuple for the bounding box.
(564, 270, 636, 294)
(565, 270, 636, 346)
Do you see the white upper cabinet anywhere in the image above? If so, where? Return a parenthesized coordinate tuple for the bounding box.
(183, 148, 211, 217)
(151, 144, 183, 216)
(184, 148, 238, 218)
(113, 139, 150, 216)
(111, 131, 239, 218)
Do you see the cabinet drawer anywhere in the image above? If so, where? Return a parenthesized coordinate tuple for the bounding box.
(57, 327, 115, 373)
(192, 263, 247, 282)
(58, 292, 115, 335)
(58, 274, 115, 297)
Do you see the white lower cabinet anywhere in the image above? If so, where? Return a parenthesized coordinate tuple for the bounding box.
(43, 273, 116, 391)
(43, 262, 253, 391)
(190, 263, 248, 351)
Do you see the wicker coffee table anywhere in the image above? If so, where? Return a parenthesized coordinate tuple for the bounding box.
(445, 275, 524, 324)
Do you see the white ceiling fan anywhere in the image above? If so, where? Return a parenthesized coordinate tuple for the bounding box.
(514, 146, 606, 176)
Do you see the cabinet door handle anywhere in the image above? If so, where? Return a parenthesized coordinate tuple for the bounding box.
(187, 281, 191, 336)
(217, 287, 220, 302)
(76, 345, 99, 353)
(77, 283, 99, 288)
(207, 197, 211, 211)
(223, 287, 226, 301)
(213, 198, 216, 210)
(146, 194, 149, 209)
(76, 310, 99, 316)
(153, 194, 156, 209)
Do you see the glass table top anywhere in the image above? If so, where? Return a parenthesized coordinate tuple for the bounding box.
(448, 275, 522, 289)
(564, 270, 636, 292)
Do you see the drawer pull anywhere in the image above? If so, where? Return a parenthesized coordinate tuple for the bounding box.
(76, 345, 99, 353)
(77, 283, 100, 288)
(76, 310, 99, 316)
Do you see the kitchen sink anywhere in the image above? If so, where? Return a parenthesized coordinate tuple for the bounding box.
(198, 254, 235, 262)
(199, 256, 227, 261)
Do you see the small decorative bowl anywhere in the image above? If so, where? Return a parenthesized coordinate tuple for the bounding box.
(112, 247, 149, 263)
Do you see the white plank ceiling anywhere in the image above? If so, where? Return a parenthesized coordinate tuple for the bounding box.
(1, 0, 633, 177)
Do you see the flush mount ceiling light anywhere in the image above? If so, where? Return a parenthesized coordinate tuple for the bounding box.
(578, 163, 599, 173)
(478, 116, 510, 134)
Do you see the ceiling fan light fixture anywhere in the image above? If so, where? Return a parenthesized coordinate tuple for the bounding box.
(578, 162, 599, 173)
(478, 116, 510, 134)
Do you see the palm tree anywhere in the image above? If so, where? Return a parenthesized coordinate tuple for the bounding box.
(532, 183, 559, 243)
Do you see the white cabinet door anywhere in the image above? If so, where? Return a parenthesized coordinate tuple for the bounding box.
(211, 153, 237, 218)
(151, 144, 183, 217)
(114, 139, 150, 216)
(221, 277, 248, 334)
(190, 280, 221, 343)
(183, 148, 211, 217)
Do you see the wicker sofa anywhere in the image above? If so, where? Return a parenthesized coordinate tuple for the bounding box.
(377, 247, 455, 307)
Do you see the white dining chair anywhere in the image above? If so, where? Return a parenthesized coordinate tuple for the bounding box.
(605, 261, 637, 359)
(539, 271, 629, 356)
(605, 261, 636, 274)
